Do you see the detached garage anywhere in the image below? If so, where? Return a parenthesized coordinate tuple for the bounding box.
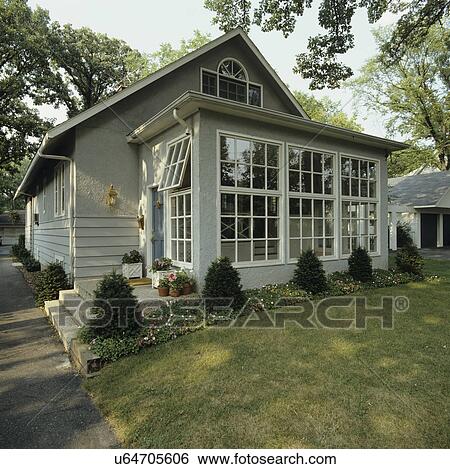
(0, 210, 25, 246)
(388, 171, 450, 250)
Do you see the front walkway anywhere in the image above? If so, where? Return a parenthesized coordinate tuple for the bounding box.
(0, 253, 118, 448)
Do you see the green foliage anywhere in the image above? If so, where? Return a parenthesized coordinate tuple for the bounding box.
(204, 0, 449, 89)
(351, 24, 450, 171)
(147, 30, 211, 73)
(18, 233, 25, 248)
(121, 249, 144, 264)
(88, 271, 139, 338)
(245, 283, 307, 310)
(10, 243, 28, 260)
(151, 257, 173, 271)
(293, 249, 327, 294)
(397, 222, 413, 248)
(89, 335, 141, 362)
(387, 147, 437, 177)
(348, 247, 373, 282)
(22, 256, 41, 272)
(202, 257, 245, 309)
(34, 262, 69, 307)
(395, 244, 425, 278)
(293, 91, 363, 131)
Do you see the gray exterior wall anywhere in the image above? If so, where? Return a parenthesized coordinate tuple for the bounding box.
(193, 110, 389, 288)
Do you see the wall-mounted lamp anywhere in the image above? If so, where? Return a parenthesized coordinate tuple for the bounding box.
(137, 214, 144, 230)
(105, 184, 118, 207)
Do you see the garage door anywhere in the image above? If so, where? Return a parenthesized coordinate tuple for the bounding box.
(444, 215, 450, 247)
(421, 214, 438, 248)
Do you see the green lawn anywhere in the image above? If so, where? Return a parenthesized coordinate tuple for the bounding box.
(84, 259, 449, 448)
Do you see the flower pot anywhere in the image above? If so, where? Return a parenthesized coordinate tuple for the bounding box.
(169, 289, 181, 298)
(158, 287, 169, 297)
(122, 263, 143, 279)
(182, 283, 192, 295)
(152, 269, 177, 288)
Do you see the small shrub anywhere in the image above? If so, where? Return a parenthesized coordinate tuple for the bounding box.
(23, 256, 41, 272)
(121, 249, 144, 264)
(89, 335, 141, 362)
(34, 263, 69, 307)
(348, 246, 373, 282)
(245, 283, 307, 310)
(151, 257, 173, 271)
(397, 222, 413, 247)
(88, 271, 139, 338)
(395, 244, 424, 278)
(18, 234, 25, 249)
(327, 271, 362, 295)
(202, 257, 245, 310)
(293, 249, 327, 294)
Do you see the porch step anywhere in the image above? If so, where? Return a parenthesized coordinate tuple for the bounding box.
(44, 298, 101, 377)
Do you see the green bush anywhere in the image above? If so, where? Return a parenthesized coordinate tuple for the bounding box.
(395, 244, 424, 278)
(293, 249, 327, 294)
(88, 271, 139, 338)
(397, 222, 413, 247)
(89, 335, 141, 362)
(18, 234, 25, 249)
(23, 256, 41, 272)
(245, 283, 307, 309)
(34, 263, 69, 307)
(348, 246, 373, 282)
(202, 257, 245, 310)
(11, 244, 30, 261)
(327, 271, 362, 295)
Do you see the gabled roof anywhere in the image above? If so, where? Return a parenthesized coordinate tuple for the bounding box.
(388, 171, 450, 208)
(37, 27, 308, 143)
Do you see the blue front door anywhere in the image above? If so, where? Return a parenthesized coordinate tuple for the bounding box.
(152, 188, 164, 260)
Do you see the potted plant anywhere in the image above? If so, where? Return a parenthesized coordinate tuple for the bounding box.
(177, 271, 193, 295)
(158, 277, 170, 297)
(167, 272, 182, 297)
(151, 257, 175, 288)
(121, 250, 144, 279)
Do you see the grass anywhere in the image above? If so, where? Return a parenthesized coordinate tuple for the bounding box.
(84, 259, 449, 448)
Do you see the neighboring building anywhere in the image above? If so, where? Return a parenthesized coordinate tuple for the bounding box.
(0, 210, 25, 245)
(388, 171, 450, 250)
(15, 28, 406, 289)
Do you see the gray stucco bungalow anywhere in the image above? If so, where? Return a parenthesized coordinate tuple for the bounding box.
(15, 28, 406, 290)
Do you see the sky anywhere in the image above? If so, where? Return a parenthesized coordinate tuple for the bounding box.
(29, 0, 399, 138)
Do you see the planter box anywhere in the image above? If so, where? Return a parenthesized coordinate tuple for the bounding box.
(122, 263, 143, 279)
(152, 269, 177, 288)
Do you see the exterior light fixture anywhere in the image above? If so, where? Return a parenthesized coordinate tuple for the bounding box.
(137, 214, 144, 230)
(105, 184, 118, 207)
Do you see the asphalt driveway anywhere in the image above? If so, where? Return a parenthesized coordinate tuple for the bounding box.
(419, 247, 450, 260)
(0, 251, 118, 448)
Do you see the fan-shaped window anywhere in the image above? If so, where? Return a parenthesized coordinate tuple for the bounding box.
(201, 58, 262, 107)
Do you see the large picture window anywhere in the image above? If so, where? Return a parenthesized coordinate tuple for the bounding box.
(202, 58, 262, 107)
(159, 136, 191, 191)
(170, 192, 192, 264)
(341, 156, 379, 255)
(289, 197, 335, 259)
(221, 193, 280, 263)
(220, 136, 280, 190)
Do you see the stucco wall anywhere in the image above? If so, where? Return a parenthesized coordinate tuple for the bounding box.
(195, 110, 389, 289)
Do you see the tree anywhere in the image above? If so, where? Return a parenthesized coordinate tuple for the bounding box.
(0, 0, 53, 172)
(147, 30, 211, 73)
(48, 24, 149, 116)
(293, 249, 327, 294)
(0, 158, 29, 211)
(293, 90, 363, 131)
(204, 0, 450, 89)
(351, 24, 450, 171)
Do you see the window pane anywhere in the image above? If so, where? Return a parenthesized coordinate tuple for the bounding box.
(267, 240, 279, 260)
(302, 219, 312, 237)
(253, 218, 265, 238)
(221, 242, 235, 262)
(171, 240, 177, 259)
(237, 241, 251, 261)
(302, 238, 312, 252)
(290, 239, 301, 259)
(253, 196, 265, 216)
(236, 139, 251, 163)
(178, 218, 184, 238)
(220, 136, 235, 161)
(185, 194, 191, 215)
(323, 154, 333, 172)
(302, 199, 312, 217)
(369, 162, 376, 180)
(253, 240, 266, 260)
(360, 160, 368, 178)
(237, 218, 250, 238)
(252, 142, 265, 165)
(342, 177, 350, 196)
(313, 152, 322, 172)
(313, 174, 323, 194)
(237, 194, 250, 215)
(252, 166, 265, 189)
(178, 241, 184, 261)
(360, 179, 368, 197)
(267, 218, 278, 238)
(267, 145, 279, 167)
(290, 219, 300, 237)
(351, 178, 359, 197)
(325, 238, 334, 256)
(202, 71, 217, 95)
(314, 238, 324, 256)
(221, 217, 235, 239)
(301, 151, 312, 171)
(314, 219, 323, 237)
(325, 219, 334, 236)
(186, 242, 192, 262)
(267, 197, 278, 216)
(325, 200, 333, 217)
(221, 193, 235, 214)
(301, 172, 312, 192)
(248, 84, 261, 106)
(341, 157, 350, 176)
(289, 198, 300, 216)
(369, 181, 376, 197)
(351, 159, 359, 177)
(342, 237, 350, 255)
(177, 196, 184, 216)
(289, 171, 300, 192)
(221, 163, 235, 186)
(237, 164, 251, 188)
(289, 148, 300, 169)
(266, 168, 278, 190)
(314, 199, 323, 217)
(185, 217, 191, 238)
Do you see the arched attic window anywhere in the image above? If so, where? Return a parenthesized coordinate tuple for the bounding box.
(201, 58, 262, 107)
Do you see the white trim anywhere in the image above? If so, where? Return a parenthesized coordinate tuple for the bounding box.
(218, 57, 249, 81)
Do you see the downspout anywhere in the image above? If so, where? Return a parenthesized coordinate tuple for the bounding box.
(38, 152, 75, 285)
(173, 109, 191, 135)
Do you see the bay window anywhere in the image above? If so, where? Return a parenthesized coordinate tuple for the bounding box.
(220, 134, 281, 264)
(341, 156, 379, 255)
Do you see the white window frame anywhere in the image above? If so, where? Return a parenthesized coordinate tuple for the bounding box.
(168, 189, 192, 268)
(200, 57, 264, 107)
(286, 144, 338, 262)
(339, 153, 380, 258)
(217, 130, 284, 268)
(42, 178, 46, 215)
(158, 135, 191, 191)
(54, 163, 65, 217)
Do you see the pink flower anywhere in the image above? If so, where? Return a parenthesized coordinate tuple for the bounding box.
(167, 273, 177, 282)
